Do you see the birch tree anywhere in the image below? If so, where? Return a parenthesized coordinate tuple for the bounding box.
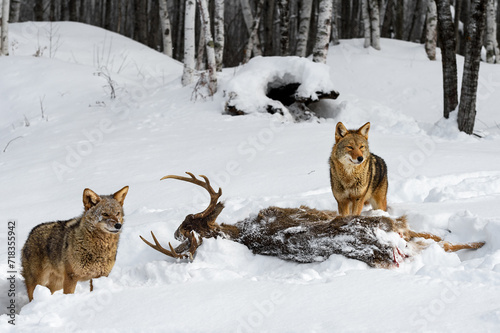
(181, 0, 196, 86)
(159, 0, 173, 57)
(369, 0, 381, 49)
(278, 0, 290, 56)
(362, 0, 381, 50)
(197, 0, 217, 95)
(0, 0, 9, 56)
(436, 0, 458, 118)
(296, 0, 313, 57)
(458, 0, 488, 134)
(312, 0, 333, 63)
(240, 0, 262, 57)
(425, 0, 438, 60)
(243, 0, 264, 63)
(485, 0, 499, 63)
(362, 0, 371, 48)
(214, 0, 224, 71)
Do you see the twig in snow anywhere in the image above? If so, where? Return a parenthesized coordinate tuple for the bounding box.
(3, 136, 24, 153)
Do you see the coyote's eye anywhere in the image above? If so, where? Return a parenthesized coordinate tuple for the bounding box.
(102, 213, 110, 217)
(116, 212, 121, 216)
(347, 146, 354, 150)
(360, 145, 364, 149)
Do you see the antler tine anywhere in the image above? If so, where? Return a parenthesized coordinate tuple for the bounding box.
(139, 232, 186, 259)
(160, 172, 222, 219)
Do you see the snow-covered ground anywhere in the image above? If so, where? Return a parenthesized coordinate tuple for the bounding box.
(1, 22, 500, 332)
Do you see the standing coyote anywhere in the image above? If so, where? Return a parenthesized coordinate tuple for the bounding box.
(329, 122, 388, 216)
(21, 186, 129, 301)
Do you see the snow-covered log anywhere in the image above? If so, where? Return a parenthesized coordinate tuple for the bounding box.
(223, 56, 338, 119)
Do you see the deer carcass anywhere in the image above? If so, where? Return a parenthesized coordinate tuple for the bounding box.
(140, 173, 484, 268)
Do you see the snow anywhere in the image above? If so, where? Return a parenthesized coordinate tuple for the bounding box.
(1, 22, 500, 332)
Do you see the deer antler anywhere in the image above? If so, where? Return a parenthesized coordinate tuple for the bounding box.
(160, 172, 222, 219)
(140, 173, 225, 261)
(140, 231, 203, 260)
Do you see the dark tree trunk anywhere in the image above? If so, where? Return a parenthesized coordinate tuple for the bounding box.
(381, 0, 395, 38)
(454, 0, 462, 52)
(34, 0, 45, 21)
(458, 0, 488, 134)
(80, 0, 88, 23)
(105, 0, 113, 31)
(148, 0, 160, 49)
(134, 0, 148, 44)
(9, 0, 22, 23)
(409, 0, 427, 42)
(395, 0, 404, 39)
(69, 0, 78, 21)
(436, 0, 458, 118)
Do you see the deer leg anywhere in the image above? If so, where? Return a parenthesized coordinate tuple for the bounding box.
(441, 241, 485, 252)
(409, 231, 443, 242)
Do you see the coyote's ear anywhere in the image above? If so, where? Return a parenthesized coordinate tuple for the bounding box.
(358, 122, 370, 140)
(335, 122, 348, 142)
(113, 186, 129, 206)
(83, 189, 101, 211)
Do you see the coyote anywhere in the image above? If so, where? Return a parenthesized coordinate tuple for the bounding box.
(329, 122, 388, 216)
(21, 186, 129, 301)
(140, 173, 484, 268)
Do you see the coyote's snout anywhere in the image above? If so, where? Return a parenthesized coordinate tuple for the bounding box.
(329, 122, 388, 216)
(21, 186, 129, 301)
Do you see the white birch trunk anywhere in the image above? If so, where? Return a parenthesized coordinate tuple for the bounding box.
(214, 0, 224, 71)
(362, 0, 371, 48)
(425, 0, 438, 60)
(485, 0, 499, 63)
(278, 0, 290, 56)
(312, 0, 333, 63)
(182, 0, 196, 86)
(368, 0, 381, 50)
(159, 0, 173, 57)
(240, 0, 261, 57)
(197, 0, 217, 95)
(243, 0, 264, 63)
(296, 0, 313, 57)
(1, 0, 10, 56)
